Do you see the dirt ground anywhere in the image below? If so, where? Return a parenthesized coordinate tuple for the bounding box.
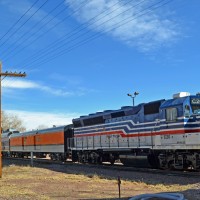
(1, 159, 200, 200)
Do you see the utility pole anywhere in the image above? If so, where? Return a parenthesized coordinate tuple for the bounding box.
(0, 62, 26, 178)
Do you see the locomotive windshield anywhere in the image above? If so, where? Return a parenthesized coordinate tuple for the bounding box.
(191, 98, 200, 114)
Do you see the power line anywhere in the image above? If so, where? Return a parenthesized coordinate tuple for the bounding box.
(5, 0, 173, 94)
(2, 0, 90, 89)
(1, 0, 65, 59)
(0, 0, 49, 49)
(15, 0, 146, 69)
(3, 0, 90, 64)
(23, 0, 141, 65)
(21, 0, 173, 70)
(0, 0, 40, 44)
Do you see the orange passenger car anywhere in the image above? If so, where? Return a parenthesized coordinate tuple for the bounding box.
(9, 125, 73, 161)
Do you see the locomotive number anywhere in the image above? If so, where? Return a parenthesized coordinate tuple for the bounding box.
(164, 135, 170, 139)
(191, 98, 200, 104)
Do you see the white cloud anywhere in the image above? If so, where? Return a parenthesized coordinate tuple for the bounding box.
(2, 79, 96, 97)
(3, 79, 38, 89)
(65, 0, 179, 51)
(2, 79, 73, 97)
(6, 109, 80, 131)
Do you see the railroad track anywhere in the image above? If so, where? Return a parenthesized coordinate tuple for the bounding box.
(3, 157, 200, 179)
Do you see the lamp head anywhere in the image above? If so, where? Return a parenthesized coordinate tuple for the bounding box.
(134, 92, 139, 96)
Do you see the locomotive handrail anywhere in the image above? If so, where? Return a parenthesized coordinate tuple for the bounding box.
(150, 119, 160, 148)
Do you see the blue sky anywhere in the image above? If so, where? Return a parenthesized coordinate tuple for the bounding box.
(0, 0, 199, 130)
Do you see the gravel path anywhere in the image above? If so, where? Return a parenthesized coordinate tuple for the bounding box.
(3, 158, 200, 199)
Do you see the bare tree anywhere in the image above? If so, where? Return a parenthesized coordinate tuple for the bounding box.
(2, 111, 26, 132)
(36, 124, 48, 130)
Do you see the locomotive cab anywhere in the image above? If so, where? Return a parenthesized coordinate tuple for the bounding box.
(181, 96, 200, 118)
(155, 93, 200, 170)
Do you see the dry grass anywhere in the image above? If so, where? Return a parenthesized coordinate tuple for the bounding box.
(0, 165, 195, 200)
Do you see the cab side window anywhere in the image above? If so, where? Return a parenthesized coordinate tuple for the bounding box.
(184, 105, 190, 118)
(166, 108, 177, 121)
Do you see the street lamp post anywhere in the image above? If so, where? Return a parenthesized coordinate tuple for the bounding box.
(127, 92, 139, 106)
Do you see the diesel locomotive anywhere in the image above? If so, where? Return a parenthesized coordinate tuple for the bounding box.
(2, 92, 200, 170)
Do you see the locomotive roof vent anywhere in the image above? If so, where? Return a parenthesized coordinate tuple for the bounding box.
(173, 92, 190, 99)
